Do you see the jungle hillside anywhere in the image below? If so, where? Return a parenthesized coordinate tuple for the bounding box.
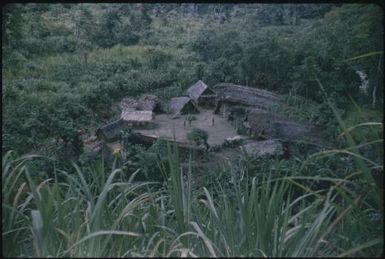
(2, 3, 384, 257)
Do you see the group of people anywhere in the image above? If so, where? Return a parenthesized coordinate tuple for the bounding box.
(183, 113, 215, 128)
(183, 113, 193, 128)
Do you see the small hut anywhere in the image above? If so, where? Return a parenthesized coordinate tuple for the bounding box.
(120, 94, 163, 114)
(137, 95, 163, 113)
(96, 119, 124, 143)
(121, 110, 156, 129)
(168, 96, 199, 116)
(120, 97, 136, 111)
(186, 80, 216, 107)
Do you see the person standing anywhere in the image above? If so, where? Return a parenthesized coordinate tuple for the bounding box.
(119, 130, 124, 146)
(188, 113, 192, 126)
(122, 129, 129, 149)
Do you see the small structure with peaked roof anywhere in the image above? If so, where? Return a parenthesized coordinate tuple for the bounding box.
(186, 80, 216, 107)
(121, 110, 156, 129)
(168, 96, 199, 116)
(120, 94, 163, 114)
(96, 119, 125, 143)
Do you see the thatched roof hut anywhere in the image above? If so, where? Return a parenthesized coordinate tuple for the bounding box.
(121, 110, 155, 122)
(186, 80, 216, 101)
(120, 98, 136, 111)
(137, 95, 162, 112)
(213, 83, 282, 110)
(96, 119, 124, 143)
(168, 96, 199, 116)
(120, 94, 163, 113)
(243, 109, 312, 140)
(121, 110, 156, 129)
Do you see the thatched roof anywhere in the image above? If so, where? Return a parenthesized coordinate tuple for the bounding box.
(96, 119, 124, 141)
(186, 80, 215, 101)
(245, 109, 280, 129)
(121, 110, 154, 122)
(244, 109, 312, 140)
(120, 97, 137, 111)
(120, 94, 162, 113)
(213, 83, 281, 109)
(168, 96, 199, 115)
(241, 139, 283, 157)
(138, 95, 162, 111)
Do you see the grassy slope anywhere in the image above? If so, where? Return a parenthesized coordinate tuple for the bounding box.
(2, 5, 383, 257)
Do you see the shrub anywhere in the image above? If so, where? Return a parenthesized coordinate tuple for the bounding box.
(187, 128, 208, 146)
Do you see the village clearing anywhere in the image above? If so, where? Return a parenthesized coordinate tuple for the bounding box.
(135, 109, 243, 146)
(88, 80, 327, 167)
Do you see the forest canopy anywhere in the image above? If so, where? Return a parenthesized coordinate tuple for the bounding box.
(2, 3, 383, 155)
(2, 4, 383, 258)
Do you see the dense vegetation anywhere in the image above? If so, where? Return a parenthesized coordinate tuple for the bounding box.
(2, 3, 384, 257)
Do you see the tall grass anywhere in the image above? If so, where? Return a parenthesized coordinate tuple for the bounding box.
(2, 152, 157, 257)
(2, 90, 383, 258)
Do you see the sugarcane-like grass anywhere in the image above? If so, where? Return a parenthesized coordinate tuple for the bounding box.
(2, 93, 383, 256)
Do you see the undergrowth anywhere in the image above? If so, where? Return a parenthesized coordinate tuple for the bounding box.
(3, 99, 383, 256)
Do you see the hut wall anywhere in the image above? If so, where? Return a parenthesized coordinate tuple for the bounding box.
(153, 103, 163, 114)
(123, 121, 156, 129)
(214, 102, 233, 118)
(181, 102, 199, 114)
(198, 96, 216, 108)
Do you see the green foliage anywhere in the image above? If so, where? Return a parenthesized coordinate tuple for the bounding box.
(2, 117, 383, 256)
(2, 5, 384, 256)
(187, 128, 209, 146)
(134, 139, 169, 181)
(2, 44, 198, 154)
(2, 4, 25, 47)
(3, 3, 383, 155)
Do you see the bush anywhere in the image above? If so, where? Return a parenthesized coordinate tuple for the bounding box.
(187, 128, 208, 146)
(44, 36, 77, 53)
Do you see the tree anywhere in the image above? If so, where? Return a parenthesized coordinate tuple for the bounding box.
(2, 4, 24, 48)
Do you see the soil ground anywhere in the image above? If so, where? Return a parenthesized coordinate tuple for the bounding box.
(82, 108, 252, 167)
(136, 109, 245, 146)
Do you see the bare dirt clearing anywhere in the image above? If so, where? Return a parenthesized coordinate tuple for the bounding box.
(136, 109, 245, 146)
